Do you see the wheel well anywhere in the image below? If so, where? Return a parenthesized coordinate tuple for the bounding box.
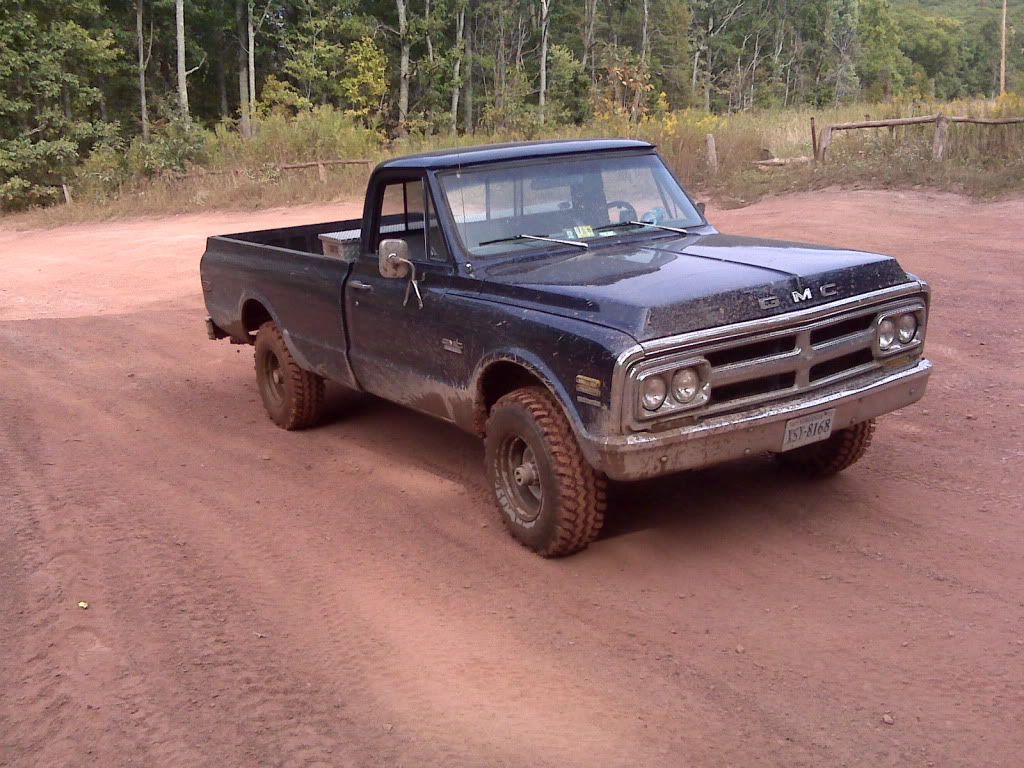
(241, 300, 273, 337)
(474, 360, 546, 434)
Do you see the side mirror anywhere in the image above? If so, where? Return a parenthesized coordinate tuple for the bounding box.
(695, 201, 707, 217)
(378, 238, 410, 279)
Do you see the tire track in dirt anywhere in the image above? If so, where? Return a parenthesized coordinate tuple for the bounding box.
(4, 191, 1024, 767)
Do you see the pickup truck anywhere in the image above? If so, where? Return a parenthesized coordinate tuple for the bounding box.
(201, 139, 932, 557)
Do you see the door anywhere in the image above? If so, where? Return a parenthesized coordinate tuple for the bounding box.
(345, 174, 467, 422)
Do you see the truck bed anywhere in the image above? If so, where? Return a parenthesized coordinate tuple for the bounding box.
(200, 218, 365, 389)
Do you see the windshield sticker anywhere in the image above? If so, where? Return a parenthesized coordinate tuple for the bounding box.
(574, 225, 595, 238)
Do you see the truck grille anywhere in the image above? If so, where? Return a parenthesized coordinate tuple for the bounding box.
(698, 308, 881, 417)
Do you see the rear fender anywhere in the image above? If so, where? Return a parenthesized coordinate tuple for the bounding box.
(236, 291, 320, 375)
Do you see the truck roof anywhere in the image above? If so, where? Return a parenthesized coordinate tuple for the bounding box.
(375, 138, 655, 171)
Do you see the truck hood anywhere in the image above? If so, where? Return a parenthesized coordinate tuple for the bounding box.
(476, 233, 912, 341)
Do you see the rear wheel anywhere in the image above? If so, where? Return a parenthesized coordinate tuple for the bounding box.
(484, 387, 606, 557)
(775, 419, 876, 477)
(254, 321, 325, 430)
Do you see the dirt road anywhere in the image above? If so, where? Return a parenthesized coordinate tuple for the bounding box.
(2, 190, 1022, 767)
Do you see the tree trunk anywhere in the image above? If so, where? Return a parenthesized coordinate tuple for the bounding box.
(582, 0, 597, 86)
(425, 0, 434, 63)
(216, 34, 228, 117)
(450, 3, 465, 132)
(247, 1, 256, 109)
(1000, 0, 1008, 95)
(396, 0, 410, 136)
(631, 0, 649, 120)
(538, 0, 550, 122)
(463, 9, 473, 134)
(236, 0, 251, 137)
(136, 0, 149, 140)
(175, 0, 189, 120)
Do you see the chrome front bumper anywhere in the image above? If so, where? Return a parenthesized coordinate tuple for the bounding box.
(581, 359, 932, 481)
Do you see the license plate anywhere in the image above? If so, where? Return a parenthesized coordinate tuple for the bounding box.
(780, 409, 836, 452)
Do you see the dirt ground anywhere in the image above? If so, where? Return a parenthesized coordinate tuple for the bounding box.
(2, 189, 1022, 768)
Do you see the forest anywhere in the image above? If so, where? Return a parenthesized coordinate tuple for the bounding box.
(2, 0, 1022, 211)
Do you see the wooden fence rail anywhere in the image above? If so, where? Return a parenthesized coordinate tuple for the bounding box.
(815, 114, 1024, 162)
(159, 157, 374, 182)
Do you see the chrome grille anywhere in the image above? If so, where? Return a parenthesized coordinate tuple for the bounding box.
(617, 284, 930, 433)
(698, 307, 886, 417)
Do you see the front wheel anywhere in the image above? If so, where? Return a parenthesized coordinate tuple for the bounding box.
(484, 387, 607, 557)
(775, 419, 876, 477)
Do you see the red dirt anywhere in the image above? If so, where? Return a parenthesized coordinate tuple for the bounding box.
(2, 190, 1022, 767)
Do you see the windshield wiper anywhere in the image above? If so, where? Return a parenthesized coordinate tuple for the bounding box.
(478, 233, 588, 249)
(595, 221, 691, 235)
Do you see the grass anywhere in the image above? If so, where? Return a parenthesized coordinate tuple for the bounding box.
(5, 95, 1023, 229)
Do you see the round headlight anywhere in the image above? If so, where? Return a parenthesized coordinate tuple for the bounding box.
(641, 376, 668, 411)
(878, 318, 896, 350)
(671, 367, 701, 403)
(897, 313, 918, 343)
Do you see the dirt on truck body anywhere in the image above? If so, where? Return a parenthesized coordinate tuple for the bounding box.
(2, 190, 1022, 767)
(200, 140, 932, 556)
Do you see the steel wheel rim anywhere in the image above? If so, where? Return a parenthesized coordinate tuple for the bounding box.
(498, 434, 543, 522)
(261, 350, 286, 406)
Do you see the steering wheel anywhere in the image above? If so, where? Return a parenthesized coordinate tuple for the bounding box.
(606, 200, 638, 224)
(640, 207, 669, 225)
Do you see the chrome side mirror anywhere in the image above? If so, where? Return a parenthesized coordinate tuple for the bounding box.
(377, 237, 423, 309)
(378, 238, 410, 279)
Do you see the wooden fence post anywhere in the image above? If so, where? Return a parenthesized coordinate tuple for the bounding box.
(61, 183, 73, 205)
(705, 133, 719, 175)
(317, 162, 327, 183)
(932, 115, 949, 161)
(810, 117, 818, 162)
(818, 126, 833, 162)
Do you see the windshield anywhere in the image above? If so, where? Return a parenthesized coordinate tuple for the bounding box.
(437, 153, 703, 257)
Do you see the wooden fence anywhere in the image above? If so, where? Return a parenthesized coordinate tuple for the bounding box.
(58, 157, 374, 205)
(813, 114, 1024, 162)
(162, 157, 374, 182)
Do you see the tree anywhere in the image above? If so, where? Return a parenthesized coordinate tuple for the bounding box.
(857, 0, 911, 99)
(136, 0, 150, 139)
(0, 0, 119, 210)
(236, 0, 251, 136)
(175, 0, 189, 119)
(1001, 0, 1008, 94)
(538, 0, 551, 122)
(395, 0, 410, 134)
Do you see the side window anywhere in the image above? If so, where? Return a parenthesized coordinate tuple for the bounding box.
(425, 190, 450, 264)
(375, 178, 427, 262)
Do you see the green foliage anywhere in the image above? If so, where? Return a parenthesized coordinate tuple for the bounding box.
(858, 0, 914, 98)
(546, 45, 591, 124)
(337, 38, 389, 124)
(2, 0, 1024, 212)
(0, 0, 120, 210)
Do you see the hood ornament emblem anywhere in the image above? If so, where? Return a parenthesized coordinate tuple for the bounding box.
(758, 282, 838, 310)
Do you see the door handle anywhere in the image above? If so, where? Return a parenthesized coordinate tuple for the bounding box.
(349, 280, 374, 292)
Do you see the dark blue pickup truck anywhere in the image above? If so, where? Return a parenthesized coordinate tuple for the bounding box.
(201, 139, 932, 556)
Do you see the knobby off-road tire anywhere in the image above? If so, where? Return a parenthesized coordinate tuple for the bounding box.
(484, 386, 607, 557)
(254, 321, 325, 430)
(776, 418, 876, 477)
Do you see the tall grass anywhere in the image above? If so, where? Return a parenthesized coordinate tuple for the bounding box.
(13, 94, 1024, 227)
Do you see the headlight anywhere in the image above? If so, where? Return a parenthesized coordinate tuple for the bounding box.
(896, 313, 918, 343)
(671, 368, 701, 403)
(641, 376, 668, 411)
(877, 318, 896, 350)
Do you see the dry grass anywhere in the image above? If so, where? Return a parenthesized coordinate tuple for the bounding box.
(5, 96, 1022, 230)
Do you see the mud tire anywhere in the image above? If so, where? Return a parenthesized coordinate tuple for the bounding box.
(254, 321, 325, 430)
(776, 418, 876, 477)
(484, 386, 607, 557)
